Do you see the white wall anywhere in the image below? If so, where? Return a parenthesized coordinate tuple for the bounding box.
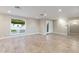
(0, 14, 41, 36)
(69, 20, 79, 34)
(40, 19, 54, 34)
(25, 19, 41, 35)
(0, 14, 10, 36)
(0, 14, 69, 36)
(53, 18, 68, 35)
(40, 19, 46, 34)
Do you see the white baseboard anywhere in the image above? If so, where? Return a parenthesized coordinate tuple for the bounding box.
(0, 33, 43, 40)
(0, 32, 67, 40)
(52, 32, 67, 36)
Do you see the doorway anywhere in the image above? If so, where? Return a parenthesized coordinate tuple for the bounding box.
(47, 23, 49, 32)
(46, 20, 53, 34)
(68, 20, 79, 37)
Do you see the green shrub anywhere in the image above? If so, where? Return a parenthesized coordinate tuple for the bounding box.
(11, 29, 17, 32)
(11, 19, 25, 25)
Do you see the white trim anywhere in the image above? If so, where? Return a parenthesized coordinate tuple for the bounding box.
(0, 33, 43, 40)
(52, 32, 67, 36)
(0, 32, 67, 40)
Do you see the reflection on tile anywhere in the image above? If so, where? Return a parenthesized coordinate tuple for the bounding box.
(0, 34, 79, 53)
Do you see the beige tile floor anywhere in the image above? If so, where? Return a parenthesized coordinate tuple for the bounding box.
(0, 34, 79, 53)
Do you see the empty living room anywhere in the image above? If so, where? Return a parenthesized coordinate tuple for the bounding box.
(0, 6, 79, 53)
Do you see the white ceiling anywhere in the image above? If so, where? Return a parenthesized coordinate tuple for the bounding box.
(0, 6, 79, 19)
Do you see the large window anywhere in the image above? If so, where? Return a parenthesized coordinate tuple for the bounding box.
(10, 19, 26, 34)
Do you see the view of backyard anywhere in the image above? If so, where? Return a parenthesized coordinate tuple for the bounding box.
(11, 19, 26, 34)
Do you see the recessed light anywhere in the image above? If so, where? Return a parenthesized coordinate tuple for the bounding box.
(58, 9, 62, 12)
(8, 10, 11, 13)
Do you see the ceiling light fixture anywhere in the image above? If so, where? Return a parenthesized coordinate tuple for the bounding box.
(8, 10, 11, 13)
(58, 9, 62, 12)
